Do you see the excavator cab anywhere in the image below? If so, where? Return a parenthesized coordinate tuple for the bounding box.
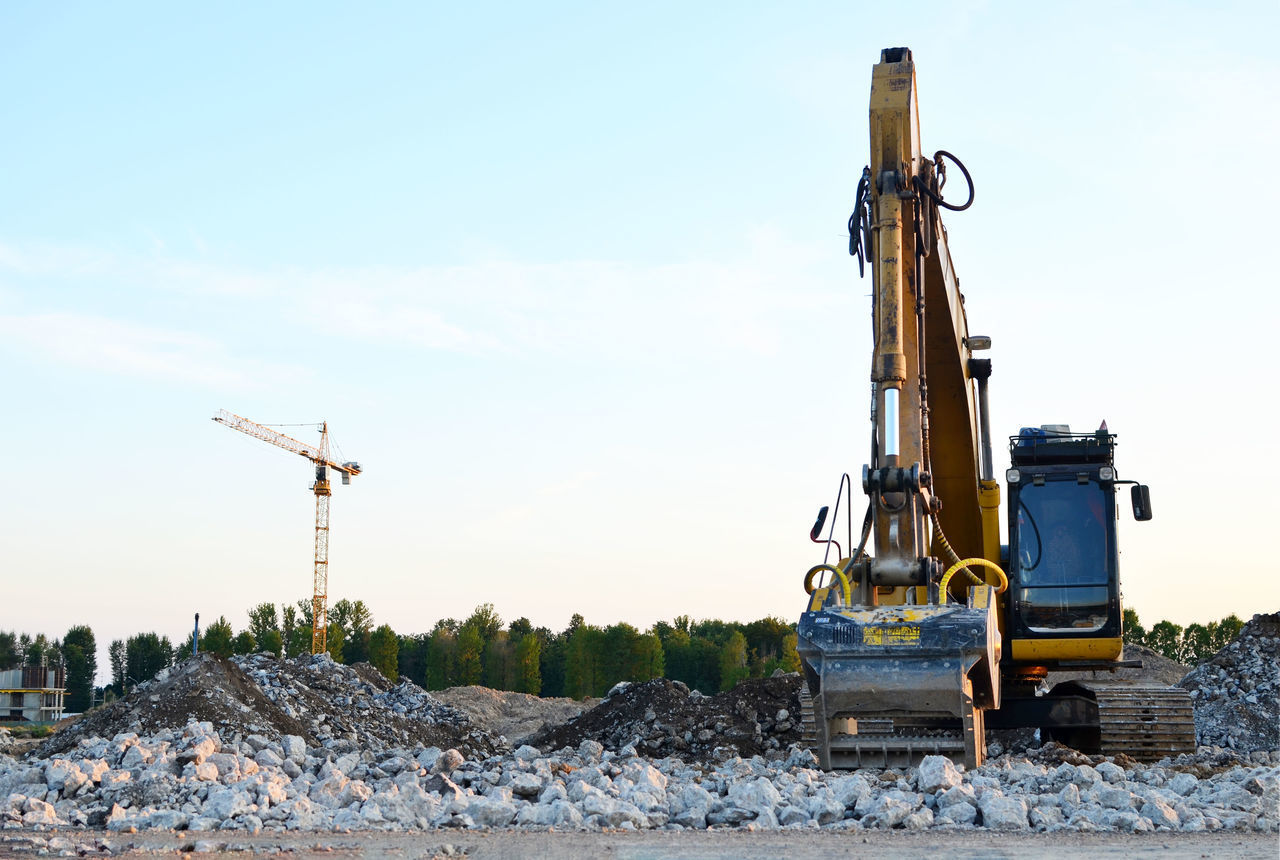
(1004, 427, 1125, 651)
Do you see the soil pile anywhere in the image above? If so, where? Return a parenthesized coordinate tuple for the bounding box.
(431, 686, 595, 745)
(527, 676, 803, 760)
(40, 652, 500, 760)
(1178, 612, 1280, 751)
(1042, 643, 1189, 691)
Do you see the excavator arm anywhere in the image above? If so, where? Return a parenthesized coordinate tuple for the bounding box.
(862, 47, 994, 590)
(796, 48, 1003, 770)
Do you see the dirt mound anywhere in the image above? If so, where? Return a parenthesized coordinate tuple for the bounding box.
(1043, 642, 1189, 690)
(528, 675, 803, 760)
(431, 686, 596, 745)
(40, 652, 501, 759)
(40, 653, 308, 758)
(1178, 612, 1280, 751)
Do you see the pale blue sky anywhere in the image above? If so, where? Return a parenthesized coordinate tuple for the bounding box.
(3, 2, 1277, 680)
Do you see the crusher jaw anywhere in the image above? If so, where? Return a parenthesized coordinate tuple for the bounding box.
(796, 588, 1001, 770)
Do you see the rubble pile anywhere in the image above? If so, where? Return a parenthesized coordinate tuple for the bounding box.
(1, 728, 1275, 836)
(527, 677, 802, 760)
(1178, 613, 1280, 752)
(41, 653, 499, 761)
(0, 618, 1277, 839)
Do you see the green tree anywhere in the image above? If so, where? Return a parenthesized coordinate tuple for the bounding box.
(260, 628, 284, 658)
(483, 632, 516, 690)
(743, 616, 793, 668)
(539, 626, 568, 697)
(779, 632, 802, 673)
(0, 632, 17, 670)
(1122, 608, 1147, 646)
(718, 630, 749, 691)
(202, 617, 235, 658)
(368, 624, 399, 681)
(247, 603, 280, 645)
(565, 624, 606, 698)
(397, 633, 430, 686)
(691, 619, 737, 646)
(602, 623, 641, 686)
(463, 604, 503, 642)
(1146, 620, 1184, 662)
(287, 625, 312, 658)
(1215, 614, 1244, 647)
(25, 633, 60, 667)
(515, 632, 542, 694)
(325, 622, 346, 663)
(231, 630, 257, 656)
(425, 624, 458, 690)
(1180, 623, 1211, 663)
(124, 633, 173, 688)
(109, 639, 126, 691)
(331, 599, 373, 664)
(508, 617, 533, 639)
(457, 624, 484, 685)
(62, 625, 97, 712)
(281, 605, 303, 657)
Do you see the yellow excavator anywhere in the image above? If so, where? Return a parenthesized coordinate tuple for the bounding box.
(795, 48, 1195, 769)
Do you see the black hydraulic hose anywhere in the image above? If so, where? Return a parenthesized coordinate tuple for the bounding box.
(914, 150, 974, 211)
(848, 167, 872, 276)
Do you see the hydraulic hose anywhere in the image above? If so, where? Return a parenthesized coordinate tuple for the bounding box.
(931, 518, 983, 586)
(804, 564, 852, 606)
(939, 558, 1009, 604)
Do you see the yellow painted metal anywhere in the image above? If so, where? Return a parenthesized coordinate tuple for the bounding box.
(979, 480, 1001, 562)
(1011, 637, 1124, 662)
(311, 476, 331, 656)
(867, 49, 987, 573)
(868, 52, 926, 570)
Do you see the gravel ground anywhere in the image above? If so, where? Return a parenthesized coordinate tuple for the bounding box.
(2, 828, 1276, 858)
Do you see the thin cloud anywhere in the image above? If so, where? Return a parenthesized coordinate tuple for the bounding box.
(0, 228, 852, 369)
(0, 312, 303, 390)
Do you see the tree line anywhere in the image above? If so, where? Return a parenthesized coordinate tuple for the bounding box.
(1122, 609, 1244, 665)
(0, 604, 1244, 719)
(179, 601, 801, 699)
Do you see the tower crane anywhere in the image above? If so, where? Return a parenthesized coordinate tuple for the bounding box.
(213, 409, 362, 655)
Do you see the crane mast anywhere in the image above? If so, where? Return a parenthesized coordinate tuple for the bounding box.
(213, 410, 362, 655)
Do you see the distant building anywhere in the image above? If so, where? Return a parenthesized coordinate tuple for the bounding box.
(0, 666, 65, 723)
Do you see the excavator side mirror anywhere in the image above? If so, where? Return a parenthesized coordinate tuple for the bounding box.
(810, 506, 829, 541)
(1131, 485, 1152, 521)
